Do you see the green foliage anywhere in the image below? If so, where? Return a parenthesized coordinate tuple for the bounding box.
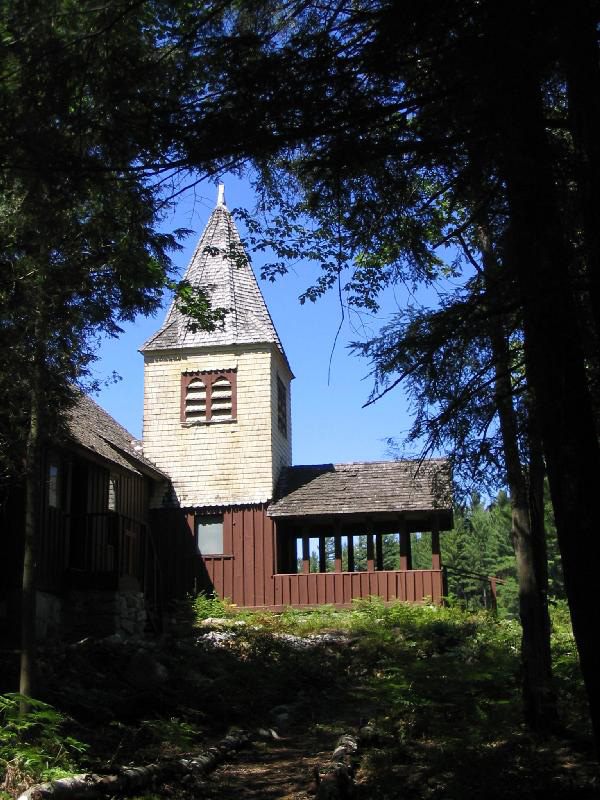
(0, 694, 87, 793)
(191, 591, 233, 621)
(441, 492, 518, 616)
(0, 0, 257, 489)
(139, 717, 202, 753)
(1, 604, 589, 798)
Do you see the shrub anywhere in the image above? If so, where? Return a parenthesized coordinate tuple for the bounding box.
(191, 591, 232, 621)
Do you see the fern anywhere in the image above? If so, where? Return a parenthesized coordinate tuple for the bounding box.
(0, 693, 87, 792)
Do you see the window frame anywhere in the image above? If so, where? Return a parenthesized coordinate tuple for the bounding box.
(180, 369, 237, 424)
(47, 459, 60, 509)
(195, 513, 225, 555)
(107, 473, 119, 512)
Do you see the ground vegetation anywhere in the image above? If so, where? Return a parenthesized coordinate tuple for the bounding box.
(0, 601, 596, 800)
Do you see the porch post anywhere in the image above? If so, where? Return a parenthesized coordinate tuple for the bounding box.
(319, 536, 327, 573)
(366, 533, 375, 572)
(302, 532, 310, 574)
(334, 524, 342, 573)
(399, 518, 412, 570)
(347, 534, 355, 572)
(431, 516, 441, 570)
(375, 533, 383, 571)
(187, 512, 195, 537)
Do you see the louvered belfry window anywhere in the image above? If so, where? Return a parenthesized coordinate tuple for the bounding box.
(181, 370, 237, 423)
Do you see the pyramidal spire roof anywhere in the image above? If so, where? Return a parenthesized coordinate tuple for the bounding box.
(141, 185, 289, 366)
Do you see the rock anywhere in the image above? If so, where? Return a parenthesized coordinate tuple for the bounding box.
(126, 650, 169, 690)
(197, 631, 236, 647)
(358, 725, 378, 744)
(257, 728, 281, 740)
(316, 764, 355, 799)
(197, 617, 230, 627)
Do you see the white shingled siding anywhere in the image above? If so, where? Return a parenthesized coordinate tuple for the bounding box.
(143, 344, 281, 507)
(270, 352, 292, 495)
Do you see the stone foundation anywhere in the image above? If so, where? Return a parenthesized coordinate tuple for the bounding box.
(67, 589, 147, 638)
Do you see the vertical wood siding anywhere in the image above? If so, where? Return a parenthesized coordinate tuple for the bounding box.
(151, 505, 444, 609)
(272, 569, 444, 607)
(150, 504, 276, 606)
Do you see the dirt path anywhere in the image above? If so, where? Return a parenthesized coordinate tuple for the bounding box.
(198, 678, 372, 800)
(201, 723, 332, 800)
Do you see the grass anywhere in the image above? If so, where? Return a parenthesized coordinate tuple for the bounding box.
(1, 599, 596, 799)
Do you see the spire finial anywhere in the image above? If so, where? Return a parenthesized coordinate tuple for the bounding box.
(217, 183, 226, 207)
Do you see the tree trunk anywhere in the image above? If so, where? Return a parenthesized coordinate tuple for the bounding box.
(561, 3, 600, 366)
(19, 334, 44, 712)
(526, 408, 556, 721)
(527, 410, 551, 635)
(479, 226, 556, 729)
(488, 0, 600, 751)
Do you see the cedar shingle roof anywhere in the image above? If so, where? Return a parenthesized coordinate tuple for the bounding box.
(67, 393, 167, 479)
(268, 460, 452, 522)
(141, 194, 290, 370)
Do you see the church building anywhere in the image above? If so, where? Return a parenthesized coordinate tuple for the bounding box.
(141, 186, 453, 610)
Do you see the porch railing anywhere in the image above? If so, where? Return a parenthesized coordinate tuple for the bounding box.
(65, 512, 147, 577)
(273, 569, 444, 607)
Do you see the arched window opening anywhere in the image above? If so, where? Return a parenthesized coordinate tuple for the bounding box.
(185, 378, 207, 422)
(211, 376, 233, 420)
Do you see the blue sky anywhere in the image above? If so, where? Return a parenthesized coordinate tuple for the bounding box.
(90, 172, 435, 465)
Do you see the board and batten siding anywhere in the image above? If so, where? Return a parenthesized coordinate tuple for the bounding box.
(144, 344, 291, 508)
(150, 504, 277, 607)
(273, 569, 444, 607)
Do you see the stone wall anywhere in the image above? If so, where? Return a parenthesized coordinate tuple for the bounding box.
(64, 590, 147, 639)
(143, 343, 289, 507)
(32, 589, 147, 641)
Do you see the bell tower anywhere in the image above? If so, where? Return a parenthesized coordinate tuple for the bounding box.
(141, 186, 293, 509)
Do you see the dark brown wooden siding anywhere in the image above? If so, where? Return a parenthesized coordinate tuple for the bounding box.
(116, 471, 150, 523)
(2, 448, 152, 596)
(150, 506, 448, 610)
(65, 452, 150, 579)
(150, 504, 276, 607)
(273, 569, 444, 607)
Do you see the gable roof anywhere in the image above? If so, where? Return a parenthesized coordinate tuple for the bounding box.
(268, 460, 452, 524)
(141, 190, 289, 370)
(67, 393, 167, 479)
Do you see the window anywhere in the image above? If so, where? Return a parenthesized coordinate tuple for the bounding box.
(108, 474, 118, 512)
(181, 370, 237, 424)
(196, 514, 224, 555)
(47, 461, 60, 508)
(277, 375, 287, 437)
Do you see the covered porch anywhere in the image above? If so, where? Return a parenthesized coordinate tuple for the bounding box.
(268, 460, 453, 607)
